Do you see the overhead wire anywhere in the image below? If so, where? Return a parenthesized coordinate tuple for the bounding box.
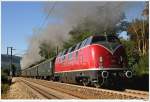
(14, 2, 57, 56)
(38, 2, 57, 33)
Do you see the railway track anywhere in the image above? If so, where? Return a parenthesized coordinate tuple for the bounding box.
(125, 89, 149, 98)
(18, 78, 80, 99)
(19, 77, 149, 99)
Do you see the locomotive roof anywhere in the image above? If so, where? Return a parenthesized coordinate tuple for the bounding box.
(57, 35, 118, 57)
(23, 57, 56, 70)
(91, 35, 117, 37)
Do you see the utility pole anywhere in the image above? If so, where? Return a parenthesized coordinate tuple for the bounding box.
(7, 47, 9, 55)
(7, 47, 15, 76)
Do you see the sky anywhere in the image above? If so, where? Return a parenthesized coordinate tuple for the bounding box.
(1, 1, 145, 56)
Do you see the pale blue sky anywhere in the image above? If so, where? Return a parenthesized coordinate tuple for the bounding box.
(1, 1, 145, 56)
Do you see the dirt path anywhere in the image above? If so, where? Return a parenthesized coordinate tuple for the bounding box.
(2, 77, 43, 99)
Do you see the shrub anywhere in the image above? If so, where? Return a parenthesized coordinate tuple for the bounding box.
(1, 70, 9, 84)
(1, 84, 9, 94)
(1, 68, 11, 94)
(133, 54, 149, 76)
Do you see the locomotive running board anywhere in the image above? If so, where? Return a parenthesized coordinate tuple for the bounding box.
(55, 68, 128, 73)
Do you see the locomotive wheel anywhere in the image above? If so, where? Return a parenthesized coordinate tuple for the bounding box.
(82, 81, 88, 86)
(82, 78, 89, 86)
(93, 82, 100, 88)
(94, 78, 106, 88)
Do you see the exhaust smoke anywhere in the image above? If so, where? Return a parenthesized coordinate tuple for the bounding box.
(21, 2, 136, 69)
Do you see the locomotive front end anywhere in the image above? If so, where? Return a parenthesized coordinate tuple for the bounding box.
(90, 35, 132, 88)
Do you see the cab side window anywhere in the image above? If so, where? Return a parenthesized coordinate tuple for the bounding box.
(75, 51, 78, 59)
(74, 42, 82, 51)
(80, 39, 87, 48)
(68, 53, 72, 60)
(67, 47, 72, 53)
(62, 49, 67, 60)
(85, 37, 92, 45)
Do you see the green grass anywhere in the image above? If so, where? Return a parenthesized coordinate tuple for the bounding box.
(1, 68, 11, 95)
(133, 54, 149, 76)
(1, 83, 9, 94)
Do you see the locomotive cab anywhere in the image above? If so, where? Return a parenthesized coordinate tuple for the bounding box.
(90, 35, 127, 69)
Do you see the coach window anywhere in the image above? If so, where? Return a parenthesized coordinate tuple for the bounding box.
(62, 55, 66, 60)
(67, 47, 72, 53)
(85, 37, 92, 45)
(62, 49, 67, 55)
(75, 42, 82, 51)
(68, 53, 72, 60)
(62, 50, 67, 60)
(74, 43, 79, 51)
(58, 52, 62, 57)
(76, 51, 78, 59)
(71, 45, 76, 52)
(60, 52, 63, 62)
(59, 52, 63, 63)
(57, 52, 62, 62)
(64, 49, 68, 55)
(60, 52, 64, 56)
(80, 39, 88, 49)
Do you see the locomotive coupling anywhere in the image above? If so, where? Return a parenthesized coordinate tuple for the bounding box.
(101, 71, 109, 78)
(125, 70, 132, 78)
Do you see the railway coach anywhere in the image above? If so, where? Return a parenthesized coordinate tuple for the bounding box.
(37, 58, 55, 80)
(21, 57, 55, 80)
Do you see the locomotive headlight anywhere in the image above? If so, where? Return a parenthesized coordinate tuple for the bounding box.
(101, 71, 109, 78)
(125, 70, 132, 78)
(99, 56, 103, 63)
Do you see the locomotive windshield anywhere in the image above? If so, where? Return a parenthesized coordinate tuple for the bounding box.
(107, 36, 120, 43)
(92, 36, 120, 44)
(91, 35, 121, 51)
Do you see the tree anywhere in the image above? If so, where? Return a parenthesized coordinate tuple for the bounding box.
(127, 2, 149, 56)
(39, 43, 50, 59)
(39, 42, 56, 59)
(128, 20, 148, 56)
(2, 68, 10, 76)
(121, 40, 139, 68)
(124, 2, 149, 76)
(142, 1, 149, 21)
(133, 54, 149, 76)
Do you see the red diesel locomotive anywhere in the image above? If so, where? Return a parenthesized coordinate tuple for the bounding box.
(54, 35, 132, 88)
